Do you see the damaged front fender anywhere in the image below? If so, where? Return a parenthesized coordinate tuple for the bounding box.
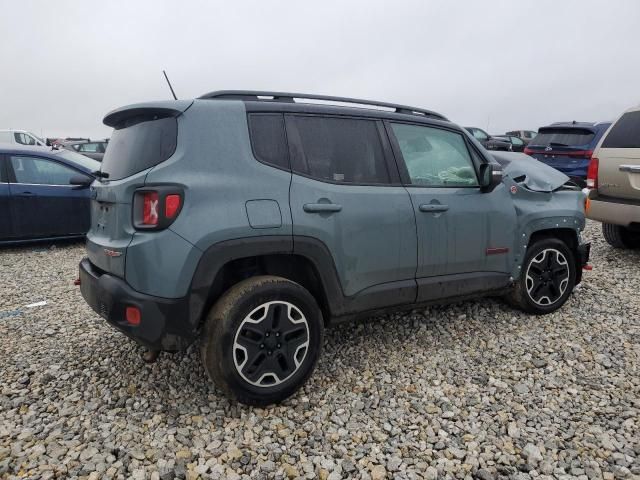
(491, 151, 576, 192)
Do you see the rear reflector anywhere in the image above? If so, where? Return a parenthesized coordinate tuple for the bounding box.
(142, 192, 159, 225)
(126, 306, 141, 326)
(165, 194, 181, 219)
(586, 157, 599, 189)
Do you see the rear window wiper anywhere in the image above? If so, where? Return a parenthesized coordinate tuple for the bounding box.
(548, 142, 568, 147)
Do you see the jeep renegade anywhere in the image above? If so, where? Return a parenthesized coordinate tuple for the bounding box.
(79, 91, 590, 406)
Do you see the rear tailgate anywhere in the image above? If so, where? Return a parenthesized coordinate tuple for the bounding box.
(86, 100, 192, 277)
(526, 127, 596, 175)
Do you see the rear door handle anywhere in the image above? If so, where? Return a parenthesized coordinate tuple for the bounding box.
(419, 204, 449, 213)
(619, 165, 640, 173)
(303, 203, 342, 213)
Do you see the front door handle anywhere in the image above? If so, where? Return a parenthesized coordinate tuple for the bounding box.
(419, 204, 449, 213)
(303, 203, 342, 213)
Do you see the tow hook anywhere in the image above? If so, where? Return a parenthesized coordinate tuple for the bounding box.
(73, 278, 81, 286)
(142, 349, 160, 363)
(583, 264, 593, 271)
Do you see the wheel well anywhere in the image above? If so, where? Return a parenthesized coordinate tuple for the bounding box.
(204, 254, 330, 325)
(529, 228, 578, 251)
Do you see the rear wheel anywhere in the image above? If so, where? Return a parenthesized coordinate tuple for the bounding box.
(506, 238, 576, 315)
(201, 276, 323, 406)
(602, 223, 640, 249)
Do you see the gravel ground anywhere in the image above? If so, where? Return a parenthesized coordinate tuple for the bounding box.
(1, 222, 639, 480)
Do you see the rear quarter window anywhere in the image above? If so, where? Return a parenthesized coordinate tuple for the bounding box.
(601, 111, 640, 148)
(248, 113, 290, 170)
(101, 116, 177, 180)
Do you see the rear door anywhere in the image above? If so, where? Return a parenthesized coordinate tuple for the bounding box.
(0, 155, 13, 240)
(597, 110, 640, 200)
(7, 155, 90, 238)
(286, 114, 417, 312)
(386, 122, 515, 302)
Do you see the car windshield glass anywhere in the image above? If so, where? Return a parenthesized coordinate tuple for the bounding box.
(54, 149, 101, 171)
(529, 128, 594, 148)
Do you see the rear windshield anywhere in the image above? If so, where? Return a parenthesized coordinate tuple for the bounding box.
(602, 111, 640, 148)
(101, 116, 177, 180)
(529, 128, 594, 148)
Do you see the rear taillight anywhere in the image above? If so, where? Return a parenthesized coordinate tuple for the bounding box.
(524, 147, 534, 156)
(134, 188, 183, 229)
(586, 157, 599, 189)
(142, 192, 159, 226)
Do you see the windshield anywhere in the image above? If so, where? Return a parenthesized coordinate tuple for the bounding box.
(54, 149, 101, 171)
(529, 128, 595, 148)
(101, 116, 177, 181)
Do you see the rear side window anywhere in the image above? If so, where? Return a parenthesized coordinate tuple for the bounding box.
(529, 128, 594, 147)
(602, 111, 640, 148)
(101, 116, 177, 181)
(0, 156, 7, 182)
(248, 114, 289, 169)
(287, 116, 390, 184)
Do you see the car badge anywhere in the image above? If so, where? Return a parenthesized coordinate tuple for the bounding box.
(510, 185, 518, 194)
(545, 146, 552, 151)
(103, 249, 122, 258)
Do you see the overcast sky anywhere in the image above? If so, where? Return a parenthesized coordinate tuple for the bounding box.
(1, 1, 639, 139)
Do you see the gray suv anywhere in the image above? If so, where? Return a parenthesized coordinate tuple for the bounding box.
(79, 91, 590, 406)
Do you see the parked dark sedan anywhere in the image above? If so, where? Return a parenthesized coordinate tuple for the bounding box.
(464, 127, 512, 151)
(493, 135, 527, 152)
(0, 144, 98, 243)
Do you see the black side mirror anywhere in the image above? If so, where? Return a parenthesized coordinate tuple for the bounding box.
(479, 163, 503, 192)
(69, 174, 93, 189)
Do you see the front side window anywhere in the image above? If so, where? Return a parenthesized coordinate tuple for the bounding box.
(391, 124, 478, 187)
(248, 114, 289, 169)
(602, 111, 640, 148)
(10, 156, 79, 185)
(288, 116, 390, 184)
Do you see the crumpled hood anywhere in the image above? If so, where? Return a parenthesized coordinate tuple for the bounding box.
(491, 151, 571, 192)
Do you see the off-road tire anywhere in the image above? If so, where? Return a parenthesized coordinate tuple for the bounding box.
(201, 275, 323, 406)
(506, 238, 576, 315)
(602, 223, 640, 249)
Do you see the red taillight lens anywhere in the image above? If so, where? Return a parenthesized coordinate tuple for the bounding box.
(126, 306, 141, 326)
(142, 192, 159, 225)
(568, 150, 593, 159)
(524, 147, 533, 156)
(587, 157, 599, 189)
(165, 194, 181, 219)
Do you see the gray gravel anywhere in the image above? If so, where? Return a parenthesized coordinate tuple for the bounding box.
(1, 222, 639, 480)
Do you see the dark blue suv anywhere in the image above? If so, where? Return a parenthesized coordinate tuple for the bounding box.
(524, 121, 611, 187)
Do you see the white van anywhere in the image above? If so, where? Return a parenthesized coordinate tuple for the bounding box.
(0, 129, 47, 147)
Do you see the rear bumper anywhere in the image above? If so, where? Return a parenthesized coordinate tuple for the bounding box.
(79, 258, 195, 350)
(587, 193, 640, 227)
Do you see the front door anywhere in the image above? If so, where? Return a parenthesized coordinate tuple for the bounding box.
(286, 114, 417, 313)
(387, 122, 516, 302)
(7, 155, 90, 238)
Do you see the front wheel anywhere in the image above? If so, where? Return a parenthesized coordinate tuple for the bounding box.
(506, 238, 576, 315)
(201, 276, 323, 406)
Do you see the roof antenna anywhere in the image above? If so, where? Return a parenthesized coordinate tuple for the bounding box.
(163, 70, 178, 100)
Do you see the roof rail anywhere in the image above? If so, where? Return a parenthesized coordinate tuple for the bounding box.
(198, 90, 447, 121)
